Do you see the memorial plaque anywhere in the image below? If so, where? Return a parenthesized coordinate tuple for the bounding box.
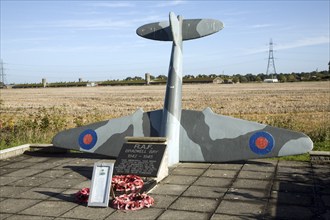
(114, 143, 166, 177)
(88, 162, 114, 207)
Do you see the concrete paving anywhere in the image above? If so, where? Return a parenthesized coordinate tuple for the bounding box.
(0, 151, 329, 220)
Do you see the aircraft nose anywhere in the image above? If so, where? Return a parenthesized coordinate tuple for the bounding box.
(278, 136, 313, 156)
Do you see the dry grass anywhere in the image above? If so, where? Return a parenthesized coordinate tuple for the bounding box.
(0, 81, 329, 149)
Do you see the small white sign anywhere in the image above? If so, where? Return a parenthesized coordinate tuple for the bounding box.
(88, 162, 114, 207)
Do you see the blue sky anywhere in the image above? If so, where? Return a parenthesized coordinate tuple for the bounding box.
(1, 0, 329, 84)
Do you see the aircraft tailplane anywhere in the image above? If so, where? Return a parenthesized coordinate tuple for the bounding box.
(136, 19, 223, 41)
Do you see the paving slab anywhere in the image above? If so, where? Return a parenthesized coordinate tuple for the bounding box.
(104, 208, 163, 220)
(61, 205, 116, 219)
(62, 170, 92, 180)
(0, 160, 12, 167)
(210, 213, 257, 220)
(275, 172, 314, 183)
(1, 151, 329, 220)
(39, 178, 83, 189)
(2, 162, 35, 169)
(0, 213, 13, 219)
(171, 168, 205, 176)
(162, 175, 198, 185)
(183, 185, 226, 199)
(150, 184, 189, 196)
(242, 161, 277, 172)
(20, 201, 77, 217)
(14, 187, 65, 200)
(278, 160, 311, 168)
(0, 198, 41, 214)
(270, 191, 313, 206)
(224, 188, 268, 201)
(237, 170, 273, 180)
(232, 179, 271, 190)
(5, 214, 54, 220)
(12, 176, 53, 187)
(34, 169, 71, 178)
(241, 163, 276, 172)
(169, 197, 219, 212)
(23, 157, 51, 163)
(272, 180, 314, 193)
(158, 209, 210, 220)
(178, 162, 211, 169)
(2, 155, 29, 163)
(202, 169, 238, 178)
(193, 176, 232, 187)
(277, 165, 312, 174)
(267, 204, 314, 219)
(0, 168, 18, 176)
(0, 176, 24, 186)
(48, 188, 80, 203)
(27, 162, 63, 170)
(215, 200, 265, 217)
(54, 163, 93, 171)
(148, 194, 178, 209)
(3, 168, 42, 177)
(209, 163, 243, 170)
(71, 180, 91, 189)
(0, 186, 31, 198)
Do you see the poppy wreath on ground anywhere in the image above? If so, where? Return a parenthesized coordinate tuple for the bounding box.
(75, 175, 154, 210)
(112, 192, 155, 210)
(111, 175, 144, 193)
(75, 187, 90, 203)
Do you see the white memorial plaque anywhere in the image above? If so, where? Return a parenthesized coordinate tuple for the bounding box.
(88, 162, 114, 207)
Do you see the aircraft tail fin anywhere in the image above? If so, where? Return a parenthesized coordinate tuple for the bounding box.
(169, 12, 182, 45)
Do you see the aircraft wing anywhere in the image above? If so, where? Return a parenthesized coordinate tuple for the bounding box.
(53, 107, 313, 161)
(179, 108, 313, 162)
(52, 109, 162, 157)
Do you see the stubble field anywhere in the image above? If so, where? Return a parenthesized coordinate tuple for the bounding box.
(0, 81, 329, 151)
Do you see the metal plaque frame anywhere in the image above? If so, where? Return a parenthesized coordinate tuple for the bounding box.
(88, 162, 114, 207)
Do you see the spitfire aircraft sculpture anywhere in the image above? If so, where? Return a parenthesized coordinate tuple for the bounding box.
(52, 12, 313, 166)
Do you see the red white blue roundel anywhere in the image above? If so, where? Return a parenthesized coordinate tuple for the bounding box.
(249, 131, 274, 155)
(78, 129, 97, 150)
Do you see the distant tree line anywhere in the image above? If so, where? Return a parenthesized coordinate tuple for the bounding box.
(6, 70, 329, 89)
(181, 70, 329, 83)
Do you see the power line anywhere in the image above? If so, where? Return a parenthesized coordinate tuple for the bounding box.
(0, 59, 6, 86)
(266, 38, 277, 78)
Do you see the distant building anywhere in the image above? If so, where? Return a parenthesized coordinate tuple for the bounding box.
(145, 73, 151, 85)
(42, 78, 47, 88)
(213, 77, 224, 84)
(86, 82, 97, 87)
(264, 79, 279, 83)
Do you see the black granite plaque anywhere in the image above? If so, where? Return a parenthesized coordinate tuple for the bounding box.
(114, 143, 166, 177)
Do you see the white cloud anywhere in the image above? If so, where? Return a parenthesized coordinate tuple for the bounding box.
(154, 0, 186, 8)
(86, 2, 135, 8)
(277, 36, 329, 50)
(22, 15, 163, 31)
(251, 24, 274, 29)
(245, 36, 330, 55)
(52, 19, 132, 30)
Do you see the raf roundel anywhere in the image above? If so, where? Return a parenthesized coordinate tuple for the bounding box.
(79, 129, 98, 150)
(249, 131, 274, 155)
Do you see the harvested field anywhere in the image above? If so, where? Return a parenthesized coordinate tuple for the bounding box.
(0, 81, 329, 149)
